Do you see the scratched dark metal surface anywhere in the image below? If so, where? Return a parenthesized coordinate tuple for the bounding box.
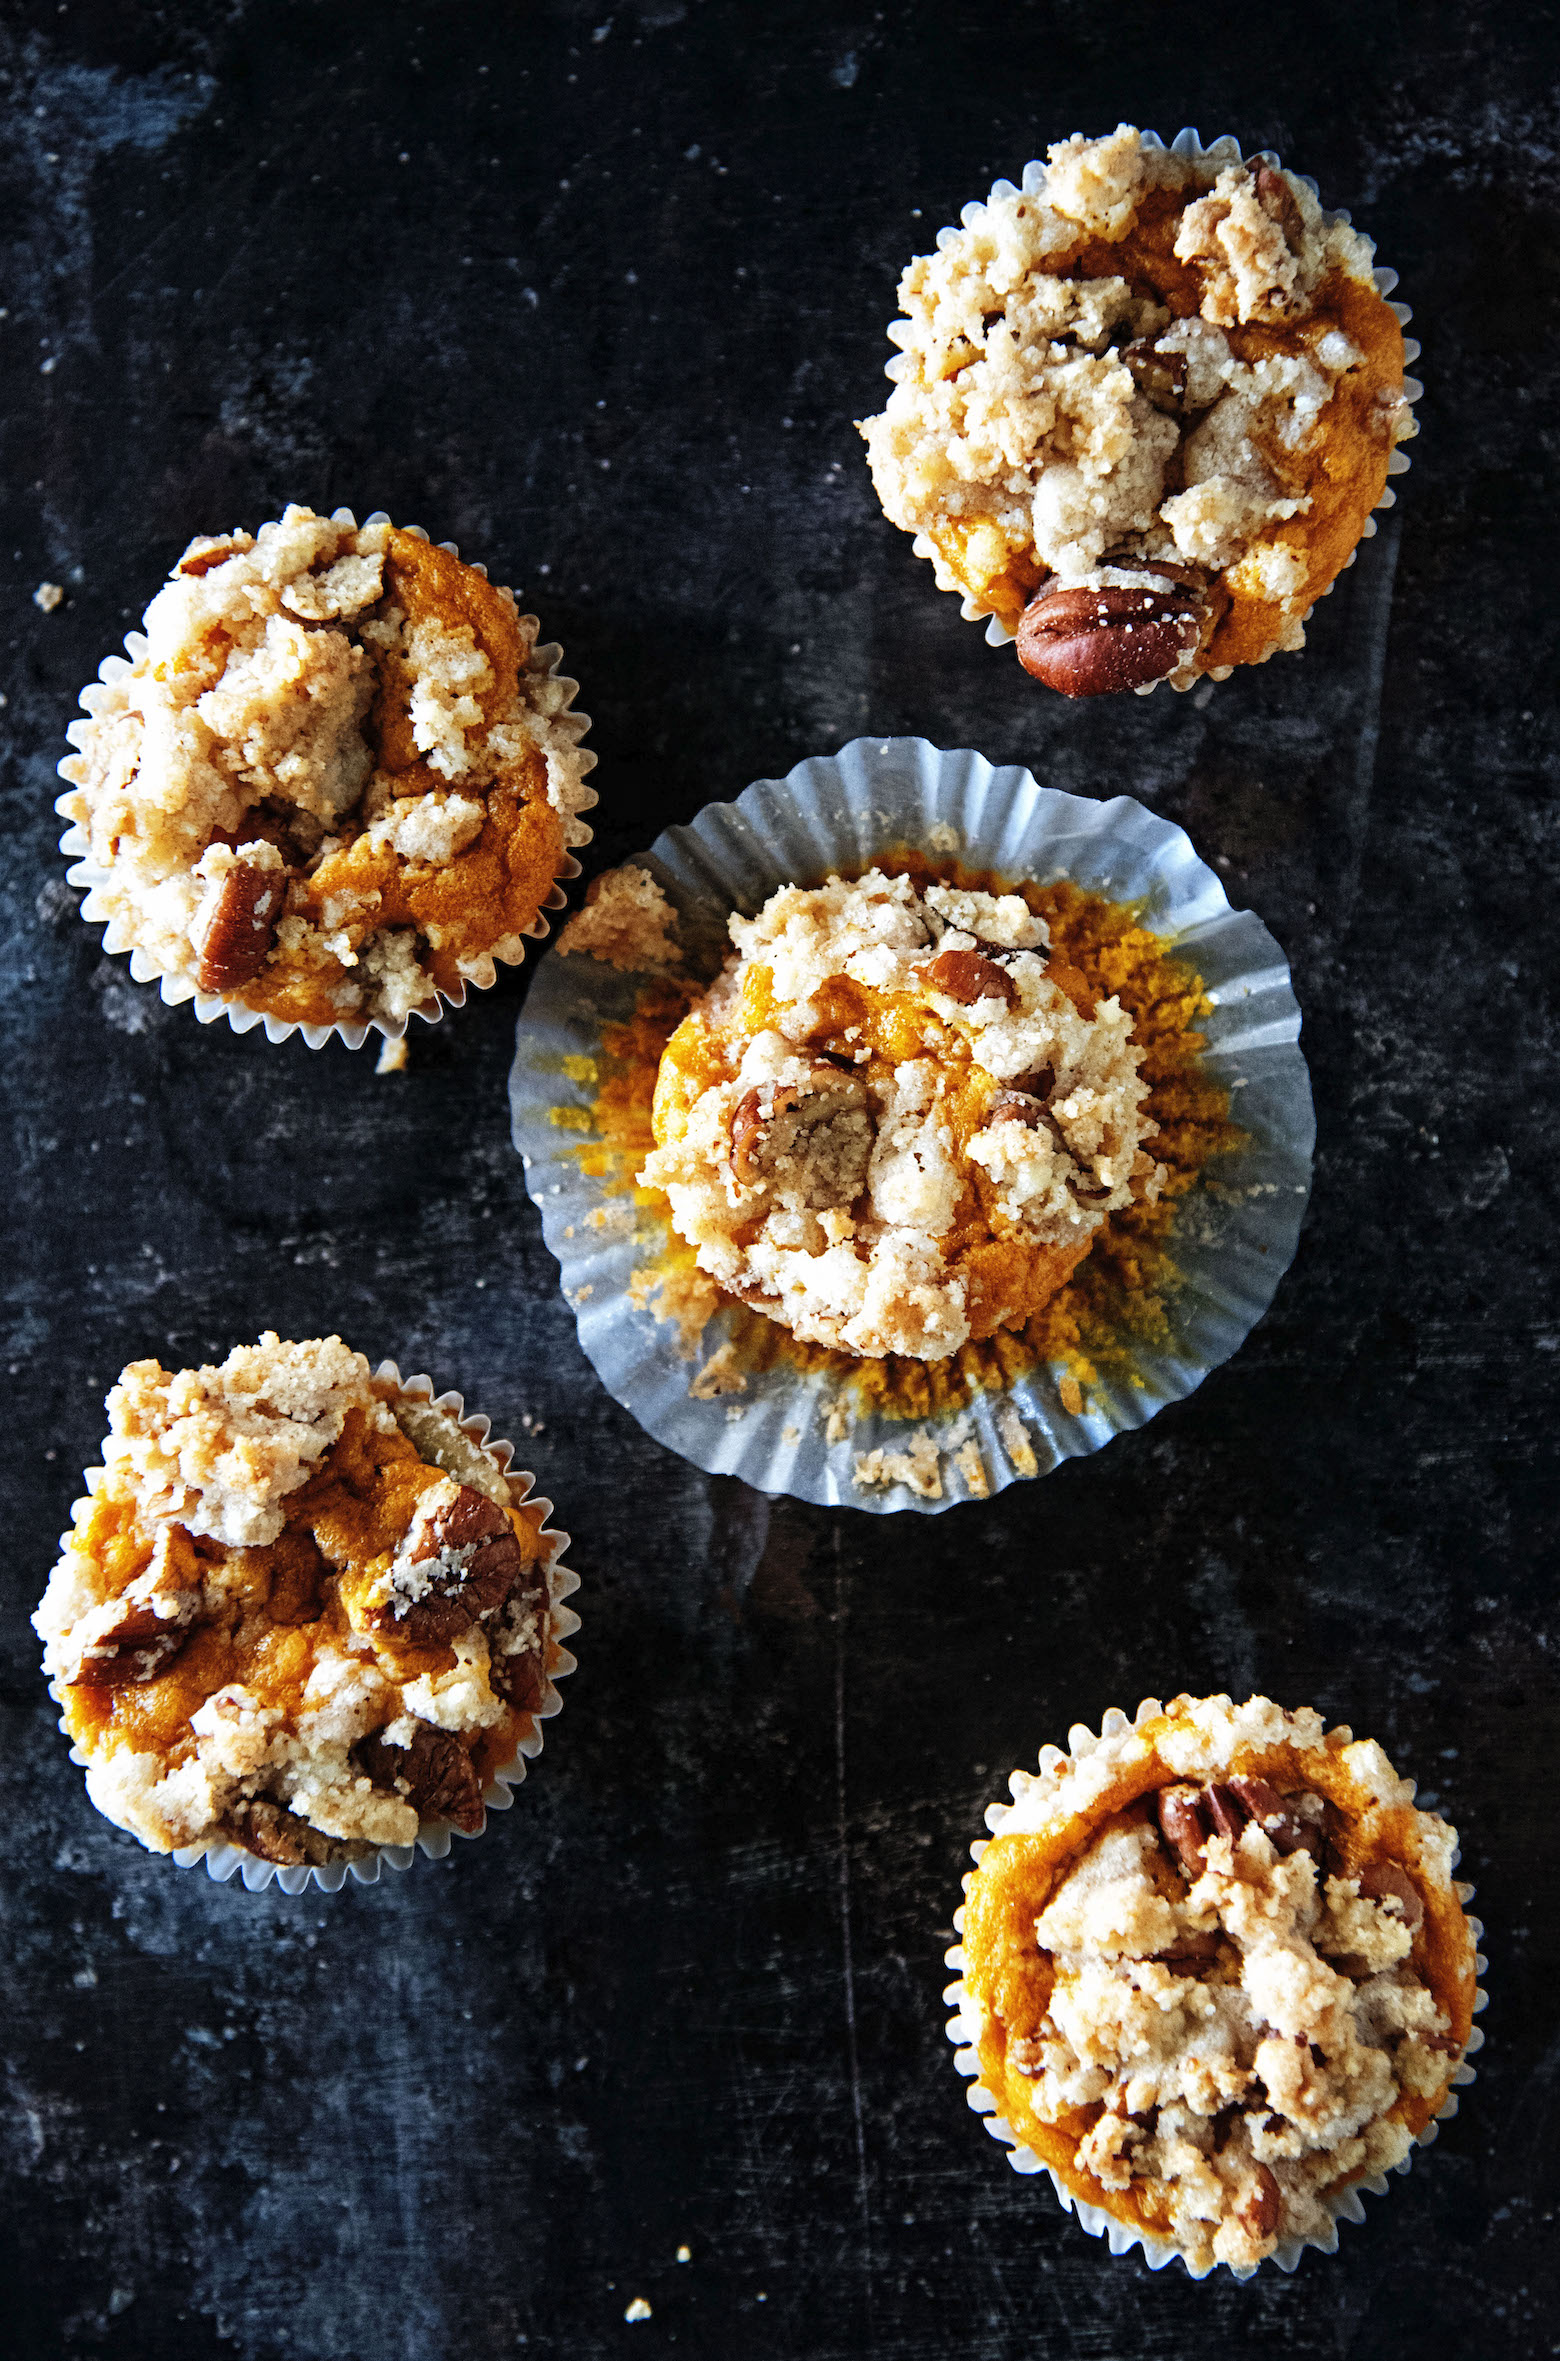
(1, 3, 1556, 2355)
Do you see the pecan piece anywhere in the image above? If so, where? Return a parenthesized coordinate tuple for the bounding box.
(1227, 1775, 1321, 1859)
(1357, 1860, 1424, 1933)
(227, 1800, 313, 1865)
(176, 534, 245, 577)
(1121, 339, 1189, 415)
(925, 947, 1017, 1007)
(61, 1527, 201, 1686)
(1204, 1781, 1250, 1844)
(1152, 1929, 1223, 1968)
(193, 850, 287, 995)
(367, 1480, 524, 1645)
(1017, 582, 1203, 698)
(486, 1560, 551, 1716)
(728, 1065, 874, 1204)
(1255, 163, 1305, 252)
(357, 1722, 485, 1833)
(1236, 2161, 1283, 2245)
(1156, 1784, 1211, 1878)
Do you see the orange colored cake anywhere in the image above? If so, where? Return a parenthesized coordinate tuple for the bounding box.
(34, 1336, 567, 1866)
(860, 127, 1413, 695)
(60, 507, 594, 1030)
(639, 869, 1162, 1359)
(955, 1695, 1479, 2271)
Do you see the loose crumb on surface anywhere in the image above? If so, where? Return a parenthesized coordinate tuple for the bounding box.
(623, 2297, 652, 2324)
(824, 1396, 852, 1445)
(557, 864, 681, 971)
(853, 1425, 942, 1499)
(690, 1341, 747, 1399)
(996, 1400, 1039, 1478)
(1058, 1372, 1085, 1417)
(34, 580, 64, 612)
(375, 1034, 409, 1075)
(954, 1436, 990, 1498)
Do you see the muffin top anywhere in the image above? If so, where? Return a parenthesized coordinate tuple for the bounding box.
(639, 869, 1161, 1359)
(959, 1695, 1478, 2273)
(860, 126, 1412, 693)
(60, 506, 594, 1030)
(34, 1336, 558, 1866)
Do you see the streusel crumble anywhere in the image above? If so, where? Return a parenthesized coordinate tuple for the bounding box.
(957, 1695, 1478, 2272)
(860, 127, 1412, 695)
(638, 870, 1161, 1360)
(35, 1336, 567, 1865)
(59, 507, 594, 1031)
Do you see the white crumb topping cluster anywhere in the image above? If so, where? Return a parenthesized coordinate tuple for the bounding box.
(58, 506, 593, 1023)
(961, 1695, 1471, 2274)
(33, 1342, 555, 1862)
(860, 126, 1410, 666)
(639, 870, 1159, 1360)
(557, 863, 682, 971)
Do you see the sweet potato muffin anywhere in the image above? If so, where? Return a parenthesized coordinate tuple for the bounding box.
(34, 1336, 569, 1866)
(955, 1695, 1480, 2272)
(638, 869, 1161, 1359)
(860, 126, 1414, 695)
(59, 507, 594, 1032)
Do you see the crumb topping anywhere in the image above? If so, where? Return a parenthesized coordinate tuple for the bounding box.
(639, 870, 1160, 1360)
(960, 1695, 1477, 2272)
(859, 126, 1412, 678)
(34, 1341, 558, 1864)
(557, 863, 682, 971)
(59, 507, 595, 1028)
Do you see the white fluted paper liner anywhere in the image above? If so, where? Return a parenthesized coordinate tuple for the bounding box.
(55, 509, 596, 1050)
(887, 129, 1421, 685)
(510, 737, 1313, 1513)
(56, 1365, 580, 1897)
(943, 1699, 1486, 2280)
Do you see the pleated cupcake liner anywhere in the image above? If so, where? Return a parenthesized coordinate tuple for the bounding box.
(943, 1697, 1486, 2279)
(510, 736, 1314, 1512)
(55, 508, 596, 1050)
(886, 128, 1422, 689)
(53, 1364, 580, 1897)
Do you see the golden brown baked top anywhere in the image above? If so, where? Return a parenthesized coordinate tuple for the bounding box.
(859, 126, 1412, 695)
(33, 1336, 556, 1865)
(638, 870, 1162, 1360)
(60, 507, 594, 1029)
(958, 1695, 1478, 2271)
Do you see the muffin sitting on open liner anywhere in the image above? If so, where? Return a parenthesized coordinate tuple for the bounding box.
(946, 1694, 1485, 2276)
(56, 505, 596, 1050)
(511, 739, 1313, 1512)
(859, 126, 1420, 696)
(33, 1334, 579, 1895)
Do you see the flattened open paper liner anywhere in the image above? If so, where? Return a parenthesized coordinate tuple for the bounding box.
(942, 1699, 1487, 2280)
(510, 737, 1314, 1513)
(55, 509, 596, 1051)
(56, 1365, 580, 1898)
(887, 128, 1422, 687)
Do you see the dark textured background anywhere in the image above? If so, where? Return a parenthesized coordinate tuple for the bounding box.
(2, 2, 1556, 2354)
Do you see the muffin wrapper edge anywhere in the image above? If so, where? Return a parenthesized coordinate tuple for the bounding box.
(942, 1697, 1487, 2280)
(55, 510, 596, 1051)
(52, 1362, 581, 1897)
(509, 736, 1315, 1513)
(887, 128, 1422, 685)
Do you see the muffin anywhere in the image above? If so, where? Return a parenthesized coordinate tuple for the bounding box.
(33, 1335, 573, 1869)
(638, 868, 1161, 1359)
(860, 126, 1414, 695)
(59, 506, 594, 1036)
(953, 1694, 1481, 2273)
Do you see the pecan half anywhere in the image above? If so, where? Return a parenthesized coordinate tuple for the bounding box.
(1121, 339, 1189, 415)
(1156, 1784, 1212, 1878)
(1017, 581, 1204, 698)
(227, 1800, 315, 1865)
(1255, 163, 1305, 252)
(925, 947, 1017, 1007)
(1227, 1774, 1322, 1860)
(193, 853, 287, 994)
(365, 1481, 524, 1645)
(1235, 2161, 1283, 2244)
(357, 1722, 485, 1833)
(728, 1066, 874, 1204)
(1357, 1860, 1425, 1933)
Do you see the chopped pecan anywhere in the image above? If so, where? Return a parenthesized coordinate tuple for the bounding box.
(1007, 2034, 1045, 2075)
(1152, 1929, 1223, 1968)
(1227, 1775, 1323, 1859)
(1204, 1781, 1249, 1844)
(366, 1481, 524, 1645)
(227, 1800, 313, 1865)
(1357, 1860, 1425, 1933)
(357, 1722, 485, 1833)
(176, 535, 244, 577)
(62, 1527, 201, 1686)
(728, 1065, 874, 1204)
(925, 947, 1017, 1007)
(1255, 163, 1305, 252)
(1121, 339, 1189, 414)
(1156, 1783, 1211, 1878)
(1017, 581, 1204, 698)
(1235, 2161, 1283, 2244)
(486, 1561, 551, 1716)
(193, 852, 287, 994)
(988, 1087, 1055, 1131)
